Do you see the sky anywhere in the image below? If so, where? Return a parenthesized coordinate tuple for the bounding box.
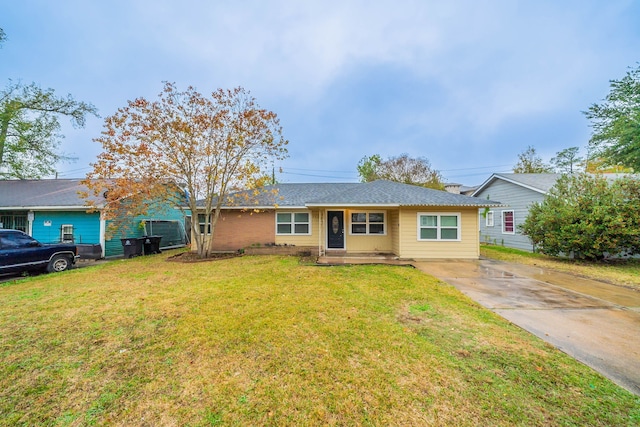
(2, 0, 639, 185)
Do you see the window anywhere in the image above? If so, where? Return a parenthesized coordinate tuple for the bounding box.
(486, 211, 494, 227)
(350, 212, 385, 235)
(61, 224, 74, 243)
(0, 212, 28, 232)
(276, 212, 311, 235)
(0, 231, 38, 249)
(502, 210, 515, 234)
(418, 213, 460, 241)
(198, 214, 211, 234)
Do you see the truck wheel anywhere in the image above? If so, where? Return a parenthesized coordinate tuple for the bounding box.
(47, 255, 71, 273)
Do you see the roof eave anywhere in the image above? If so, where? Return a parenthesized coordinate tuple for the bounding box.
(305, 203, 401, 208)
(193, 202, 507, 210)
(195, 205, 278, 210)
(0, 205, 95, 211)
(401, 203, 505, 208)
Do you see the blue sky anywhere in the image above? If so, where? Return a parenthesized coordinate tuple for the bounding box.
(2, 1, 639, 185)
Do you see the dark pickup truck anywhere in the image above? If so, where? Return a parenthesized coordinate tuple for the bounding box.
(0, 229, 79, 275)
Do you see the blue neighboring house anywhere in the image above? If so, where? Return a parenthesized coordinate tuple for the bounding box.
(0, 179, 188, 258)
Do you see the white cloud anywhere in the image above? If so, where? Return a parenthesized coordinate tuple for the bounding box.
(4, 0, 638, 180)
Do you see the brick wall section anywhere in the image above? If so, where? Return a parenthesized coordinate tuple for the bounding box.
(210, 210, 275, 251)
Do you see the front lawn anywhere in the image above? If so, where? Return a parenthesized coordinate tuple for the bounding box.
(1, 253, 638, 425)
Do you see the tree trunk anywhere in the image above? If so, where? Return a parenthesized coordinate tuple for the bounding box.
(206, 208, 223, 257)
(0, 115, 11, 165)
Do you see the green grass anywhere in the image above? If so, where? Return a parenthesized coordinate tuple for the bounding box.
(1, 253, 639, 425)
(481, 244, 640, 289)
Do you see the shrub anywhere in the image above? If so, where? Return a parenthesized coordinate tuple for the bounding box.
(520, 173, 640, 261)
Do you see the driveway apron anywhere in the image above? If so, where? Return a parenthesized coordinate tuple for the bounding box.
(413, 258, 640, 396)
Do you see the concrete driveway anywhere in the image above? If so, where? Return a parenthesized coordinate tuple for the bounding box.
(413, 258, 640, 396)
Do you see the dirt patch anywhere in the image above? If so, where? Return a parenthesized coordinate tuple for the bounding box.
(298, 254, 318, 265)
(396, 302, 432, 326)
(166, 251, 242, 263)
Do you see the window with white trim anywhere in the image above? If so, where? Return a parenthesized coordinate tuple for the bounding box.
(502, 210, 515, 234)
(276, 212, 311, 235)
(61, 224, 74, 243)
(418, 213, 461, 241)
(198, 214, 211, 235)
(350, 211, 385, 235)
(486, 211, 494, 227)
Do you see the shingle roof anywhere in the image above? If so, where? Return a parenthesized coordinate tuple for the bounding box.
(0, 179, 99, 209)
(207, 180, 502, 208)
(306, 180, 501, 206)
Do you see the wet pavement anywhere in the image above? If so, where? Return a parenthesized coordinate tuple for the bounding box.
(413, 258, 640, 396)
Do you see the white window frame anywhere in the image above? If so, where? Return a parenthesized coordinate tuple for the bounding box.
(486, 211, 494, 227)
(198, 214, 211, 235)
(276, 211, 312, 235)
(61, 224, 74, 242)
(502, 210, 515, 234)
(349, 211, 386, 235)
(417, 212, 461, 241)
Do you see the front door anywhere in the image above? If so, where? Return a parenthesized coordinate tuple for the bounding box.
(327, 211, 345, 249)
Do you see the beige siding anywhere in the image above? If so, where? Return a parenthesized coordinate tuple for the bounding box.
(398, 207, 480, 259)
(343, 208, 393, 254)
(390, 210, 400, 255)
(345, 233, 393, 253)
(274, 209, 319, 247)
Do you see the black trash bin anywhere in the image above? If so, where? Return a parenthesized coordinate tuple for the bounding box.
(120, 237, 144, 258)
(142, 235, 162, 255)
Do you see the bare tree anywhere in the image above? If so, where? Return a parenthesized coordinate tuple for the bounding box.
(357, 153, 444, 189)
